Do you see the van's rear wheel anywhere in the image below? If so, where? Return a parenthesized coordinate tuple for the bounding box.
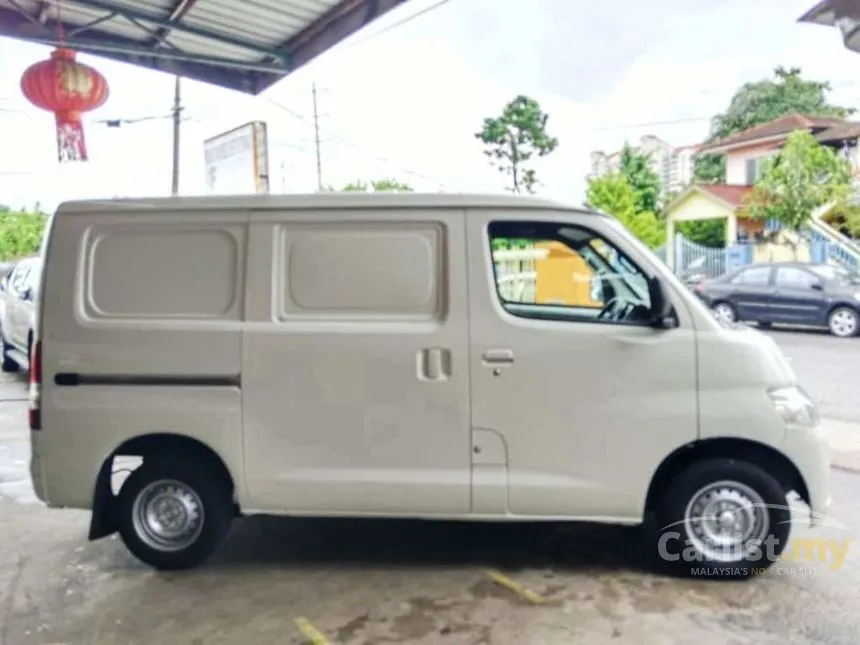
(653, 459, 791, 579)
(117, 456, 232, 570)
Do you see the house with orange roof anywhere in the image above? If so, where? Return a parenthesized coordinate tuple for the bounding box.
(663, 113, 860, 271)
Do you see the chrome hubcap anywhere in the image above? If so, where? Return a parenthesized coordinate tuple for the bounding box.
(830, 310, 857, 336)
(713, 304, 735, 323)
(684, 480, 769, 563)
(132, 479, 204, 552)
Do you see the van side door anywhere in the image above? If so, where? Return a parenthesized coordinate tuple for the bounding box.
(466, 211, 698, 520)
(242, 208, 472, 515)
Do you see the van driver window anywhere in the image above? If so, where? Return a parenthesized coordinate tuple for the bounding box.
(488, 221, 653, 326)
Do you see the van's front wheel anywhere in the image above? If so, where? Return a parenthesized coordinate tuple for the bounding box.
(117, 456, 233, 570)
(653, 459, 791, 579)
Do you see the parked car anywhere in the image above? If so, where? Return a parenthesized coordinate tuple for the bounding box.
(0, 256, 41, 371)
(694, 261, 860, 337)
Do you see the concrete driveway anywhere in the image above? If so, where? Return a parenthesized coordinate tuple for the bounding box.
(2, 362, 860, 644)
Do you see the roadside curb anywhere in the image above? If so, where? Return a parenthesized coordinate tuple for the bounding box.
(824, 417, 860, 473)
(832, 454, 860, 473)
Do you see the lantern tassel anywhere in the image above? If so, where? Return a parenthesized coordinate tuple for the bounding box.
(55, 110, 87, 162)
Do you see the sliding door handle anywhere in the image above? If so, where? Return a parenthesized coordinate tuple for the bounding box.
(482, 348, 514, 365)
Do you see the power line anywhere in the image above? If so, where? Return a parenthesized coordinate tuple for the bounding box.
(594, 115, 712, 131)
(592, 80, 860, 132)
(335, 0, 453, 53)
(260, 94, 442, 184)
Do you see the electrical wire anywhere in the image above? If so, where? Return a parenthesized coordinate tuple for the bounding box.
(260, 95, 442, 184)
(335, 0, 453, 53)
(593, 81, 860, 132)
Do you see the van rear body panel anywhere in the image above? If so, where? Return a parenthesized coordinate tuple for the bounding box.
(35, 207, 248, 507)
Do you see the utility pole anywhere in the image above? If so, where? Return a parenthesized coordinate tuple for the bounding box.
(312, 82, 322, 191)
(170, 75, 182, 196)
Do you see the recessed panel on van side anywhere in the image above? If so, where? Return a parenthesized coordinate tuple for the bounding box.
(37, 208, 248, 508)
(242, 208, 471, 515)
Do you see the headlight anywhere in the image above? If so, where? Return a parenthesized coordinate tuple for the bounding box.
(768, 385, 819, 428)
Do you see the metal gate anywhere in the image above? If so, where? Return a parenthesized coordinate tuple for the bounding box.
(674, 234, 726, 279)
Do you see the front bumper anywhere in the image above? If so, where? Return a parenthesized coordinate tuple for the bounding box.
(780, 422, 831, 525)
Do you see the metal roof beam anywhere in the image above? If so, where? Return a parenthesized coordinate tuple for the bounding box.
(277, 0, 404, 70)
(150, 0, 199, 50)
(0, 8, 285, 72)
(65, 0, 289, 63)
(68, 12, 118, 37)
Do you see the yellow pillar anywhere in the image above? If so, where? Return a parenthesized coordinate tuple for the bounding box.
(726, 213, 737, 246)
(665, 217, 676, 270)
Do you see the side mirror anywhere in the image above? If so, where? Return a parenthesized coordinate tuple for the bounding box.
(20, 287, 33, 301)
(648, 277, 678, 329)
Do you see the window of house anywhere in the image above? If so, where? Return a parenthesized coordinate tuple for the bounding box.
(731, 266, 771, 286)
(487, 221, 653, 326)
(775, 267, 820, 289)
(745, 158, 761, 184)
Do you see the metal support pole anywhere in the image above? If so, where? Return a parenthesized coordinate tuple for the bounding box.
(170, 75, 182, 196)
(312, 82, 323, 191)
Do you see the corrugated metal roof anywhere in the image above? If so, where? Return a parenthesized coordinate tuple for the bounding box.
(1, 0, 410, 94)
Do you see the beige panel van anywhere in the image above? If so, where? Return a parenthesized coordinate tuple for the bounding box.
(29, 194, 829, 575)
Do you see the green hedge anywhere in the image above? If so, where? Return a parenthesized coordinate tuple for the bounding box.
(0, 206, 48, 260)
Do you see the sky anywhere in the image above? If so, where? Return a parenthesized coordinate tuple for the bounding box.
(2, 0, 860, 211)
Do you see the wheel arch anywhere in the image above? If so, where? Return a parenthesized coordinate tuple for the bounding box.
(826, 301, 860, 318)
(644, 437, 809, 515)
(89, 432, 236, 541)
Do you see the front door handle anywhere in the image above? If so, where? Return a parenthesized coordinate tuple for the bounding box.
(482, 348, 514, 365)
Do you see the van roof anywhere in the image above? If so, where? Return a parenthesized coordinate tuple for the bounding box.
(54, 192, 595, 215)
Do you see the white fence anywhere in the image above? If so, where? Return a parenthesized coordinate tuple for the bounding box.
(492, 247, 545, 302)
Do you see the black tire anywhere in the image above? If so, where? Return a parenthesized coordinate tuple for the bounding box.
(0, 336, 18, 373)
(651, 459, 791, 579)
(711, 301, 738, 324)
(827, 306, 859, 338)
(117, 456, 233, 570)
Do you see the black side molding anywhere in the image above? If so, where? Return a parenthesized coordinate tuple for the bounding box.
(54, 373, 240, 388)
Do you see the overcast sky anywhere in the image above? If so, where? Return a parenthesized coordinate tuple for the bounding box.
(2, 0, 860, 211)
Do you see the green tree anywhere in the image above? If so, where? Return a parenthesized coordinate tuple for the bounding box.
(694, 66, 854, 184)
(0, 205, 48, 260)
(475, 95, 559, 194)
(585, 172, 665, 249)
(618, 144, 662, 214)
(677, 220, 726, 247)
(746, 130, 852, 254)
(328, 178, 413, 192)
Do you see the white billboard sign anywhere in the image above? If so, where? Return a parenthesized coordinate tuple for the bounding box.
(203, 121, 270, 195)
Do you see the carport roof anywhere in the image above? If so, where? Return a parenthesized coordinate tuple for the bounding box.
(0, 0, 409, 94)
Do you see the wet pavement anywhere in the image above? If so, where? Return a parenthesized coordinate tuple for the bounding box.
(2, 367, 860, 644)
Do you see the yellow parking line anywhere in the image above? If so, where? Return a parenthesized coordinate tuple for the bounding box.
(485, 569, 546, 605)
(294, 617, 330, 645)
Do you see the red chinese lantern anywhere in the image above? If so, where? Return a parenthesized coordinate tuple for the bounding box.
(21, 48, 109, 162)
